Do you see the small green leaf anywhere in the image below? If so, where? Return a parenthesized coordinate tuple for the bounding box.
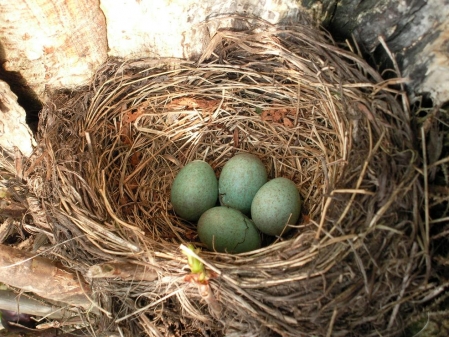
(185, 244, 205, 275)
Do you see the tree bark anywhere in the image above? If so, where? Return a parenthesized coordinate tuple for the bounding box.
(0, 80, 35, 157)
(0, 290, 68, 319)
(0, 244, 94, 311)
(100, 0, 309, 60)
(2, 0, 448, 104)
(301, 0, 449, 104)
(0, 0, 108, 99)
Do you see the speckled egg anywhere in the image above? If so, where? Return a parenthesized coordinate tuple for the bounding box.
(170, 160, 218, 222)
(218, 153, 267, 215)
(251, 177, 301, 236)
(197, 206, 261, 253)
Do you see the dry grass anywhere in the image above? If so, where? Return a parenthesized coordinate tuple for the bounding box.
(10, 19, 443, 336)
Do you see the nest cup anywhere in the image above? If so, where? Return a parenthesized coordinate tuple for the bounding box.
(28, 22, 421, 336)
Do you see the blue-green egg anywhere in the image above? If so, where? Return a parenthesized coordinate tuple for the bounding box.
(197, 206, 261, 253)
(251, 177, 301, 236)
(218, 153, 267, 215)
(170, 160, 218, 222)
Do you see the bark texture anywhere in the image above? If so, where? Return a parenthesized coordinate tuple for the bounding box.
(0, 0, 108, 98)
(2, 0, 448, 104)
(0, 244, 93, 310)
(0, 290, 68, 319)
(0, 80, 35, 157)
(302, 0, 449, 104)
(100, 0, 310, 60)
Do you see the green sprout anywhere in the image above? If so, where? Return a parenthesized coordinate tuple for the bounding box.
(183, 244, 207, 282)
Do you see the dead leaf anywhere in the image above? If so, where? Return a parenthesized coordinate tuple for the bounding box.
(283, 118, 294, 128)
(261, 108, 295, 127)
(124, 107, 145, 124)
(261, 110, 272, 122)
(274, 111, 282, 122)
(130, 151, 142, 167)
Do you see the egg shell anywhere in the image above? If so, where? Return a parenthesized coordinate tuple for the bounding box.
(251, 177, 301, 236)
(197, 206, 261, 254)
(218, 153, 267, 215)
(170, 160, 218, 222)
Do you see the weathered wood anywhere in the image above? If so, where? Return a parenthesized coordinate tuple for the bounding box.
(0, 290, 68, 319)
(301, 0, 449, 104)
(100, 0, 310, 60)
(0, 0, 107, 98)
(0, 80, 35, 157)
(1, 0, 448, 105)
(0, 0, 311, 103)
(0, 244, 94, 310)
(86, 262, 158, 281)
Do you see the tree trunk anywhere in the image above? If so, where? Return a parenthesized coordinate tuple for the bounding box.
(0, 0, 107, 99)
(100, 0, 309, 60)
(301, 0, 449, 104)
(1, 0, 448, 104)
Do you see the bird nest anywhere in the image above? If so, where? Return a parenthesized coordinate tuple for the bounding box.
(21, 22, 430, 336)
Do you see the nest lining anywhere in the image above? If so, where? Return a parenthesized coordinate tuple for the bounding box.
(22, 21, 430, 337)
